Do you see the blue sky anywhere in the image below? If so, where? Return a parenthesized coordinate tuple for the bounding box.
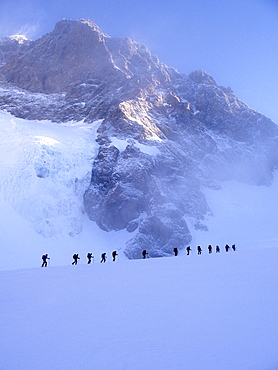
(0, 0, 277, 123)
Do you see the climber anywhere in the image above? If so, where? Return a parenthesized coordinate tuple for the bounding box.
(100, 253, 107, 263)
(186, 246, 192, 255)
(225, 244, 230, 252)
(208, 245, 213, 254)
(112, 250, 118, 261)
(173, 247, 178, 256)
(72, 253, 80, 265)
(197, 246, 202, 255)
(87, 253, 94, 264)
(142, 250, 148, 259)
(41, 254, 50, 267)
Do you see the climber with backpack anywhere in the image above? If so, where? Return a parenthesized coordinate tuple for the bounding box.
(87, 253, 94, 264)
(72, 253, 80, 265)
(41, 254, 50, 267)
(112, 251, 118, 261)
(142, 250, 148, 259)
(100, 253, 107, 263)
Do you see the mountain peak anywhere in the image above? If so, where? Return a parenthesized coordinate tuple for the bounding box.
(53, 18, 109, 39)
(0, 18, 118, 93)
(0, 18, 169, 93)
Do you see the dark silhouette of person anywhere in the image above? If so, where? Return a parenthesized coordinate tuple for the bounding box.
(216, 245, 220, 253)
(72, 254, 80, 265)
(173, 247, 178, 256)
(186, 246, 192, 255)
(232, 244, 236, 251)
(208, 245, 213, 254)
(87, 253, 94, 264)
(142, 250, 148, 259)
(197, 246, 202, 255)
(225, 244, 230, 252)
(41, 254, 49, 267)
(112, 251, 118, 261)
(100, 253, 107, 263)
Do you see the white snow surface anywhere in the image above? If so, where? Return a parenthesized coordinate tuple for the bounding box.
(190, 171, 278, 251)
(110, 136, 160, 156)
(0, 248, 278, 369)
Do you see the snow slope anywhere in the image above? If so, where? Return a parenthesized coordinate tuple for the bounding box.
(190, 171, 278, 251)
(1, 110, 278, 270)
(1, 248, 278, 369)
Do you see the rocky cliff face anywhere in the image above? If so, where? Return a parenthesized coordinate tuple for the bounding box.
(1, 19, 278, 258)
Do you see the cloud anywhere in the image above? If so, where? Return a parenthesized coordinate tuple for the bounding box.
(0, 21, 40, 40)
(0, 0, 45, 39)
(15, 23, 39, 39)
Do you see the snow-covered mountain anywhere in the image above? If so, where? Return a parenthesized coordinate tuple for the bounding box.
(1, 18, 278, 261)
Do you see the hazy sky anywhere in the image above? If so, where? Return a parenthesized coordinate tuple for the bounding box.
(0, 0, 277, 123)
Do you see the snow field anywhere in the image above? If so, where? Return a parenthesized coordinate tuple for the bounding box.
(0, 248, 277, 369)
(190, 170, 278, 252)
